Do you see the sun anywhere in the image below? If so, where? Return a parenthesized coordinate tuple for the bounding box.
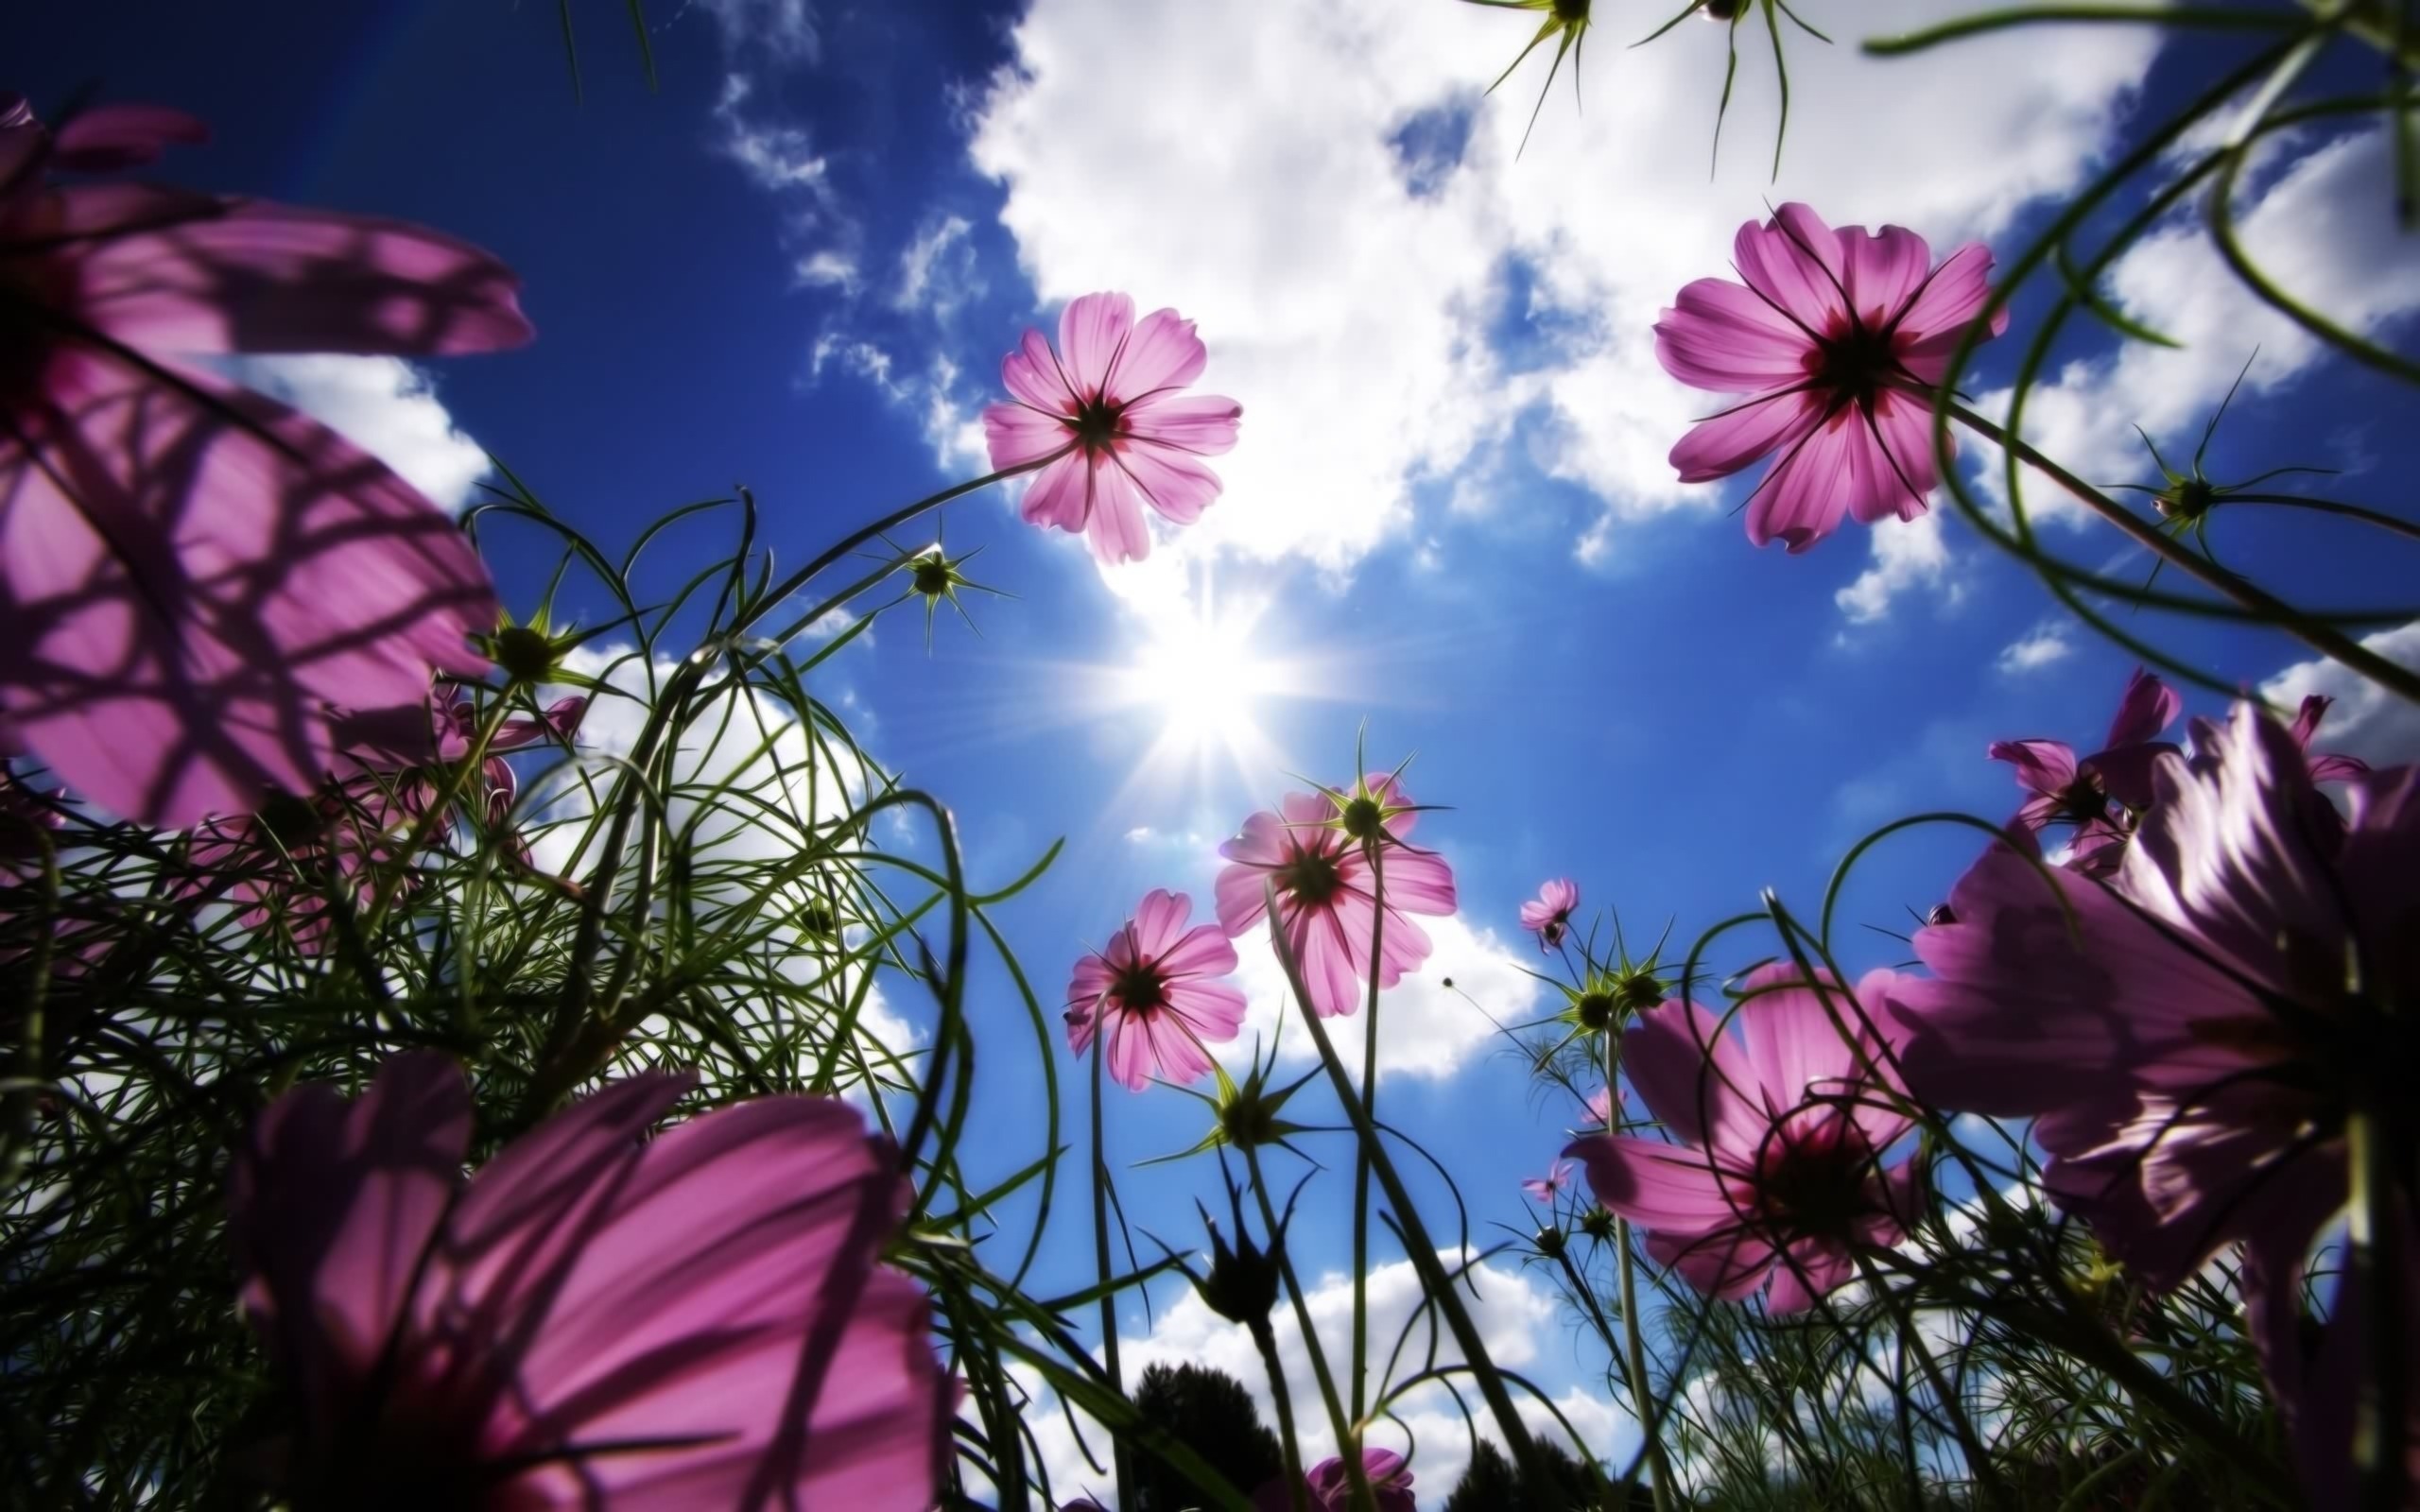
(1127, 604, 1274, 747)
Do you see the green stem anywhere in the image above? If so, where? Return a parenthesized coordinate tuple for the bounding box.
(1350, 850, 1389, 1431)
(1614, 1218, 1677, 1512)
(1265, 879, 1546, 1489)
(1243, 1143, 1372, 1512)
(1854, 1249, 2007, 1510)
(2348, 1108, 2409, 1512)
(1090, 1033, 1133, 1511)
(1251, 1317, 1313, 1512)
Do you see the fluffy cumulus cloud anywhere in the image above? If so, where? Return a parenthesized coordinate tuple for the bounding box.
(963, 0, 2157, 579)
(1995, 619, 2077, 674)
(1224, 913, 1539, 1082)
(2260, 620, 2420, 767)
(1015, 1253, 1628, 1506)
(219, 354, 492, 512)
(1978, 126, 2420, 527)
(1834, 511, 1961, 627)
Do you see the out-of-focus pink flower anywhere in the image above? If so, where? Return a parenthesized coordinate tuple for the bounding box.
(1214, 774, 1458, 1019)
(229, 1052, 950, 1509)
(182, 683, 584, 949)
(1893, 706, 2419, 1504)
(980, 292, 1241, 565)
(1653, 202, 2006, 553)
(1986, 666, 2179, 876)
(1564, 966, 1920, 1314)
(1065, 888, 1248, 1091)
(1253, 1447, 1417, 1512)
(1582, 1084, 1622, 1129)
(1519, 877, 1579, 951)
(1523, 1158, 1577, 1202)
(0, 96, 529, 827)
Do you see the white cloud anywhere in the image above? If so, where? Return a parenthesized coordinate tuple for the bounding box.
(895, 214, 979, 316)
(1226, 913, 1537, 1082)
(1011, 1253, 1627, 1506)
(965, 0, 2156, 577)
(711, 73, 856, 288)
(1976, 127, 2420, 527)
(691, 0, 820, 66)
(220, 354, 491, 513)
(1995, 620, 2077, 675)
(2259, 619, 2420, 767)
(1834, 512, 1959, 627)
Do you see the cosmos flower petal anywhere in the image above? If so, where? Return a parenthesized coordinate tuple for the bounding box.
(48, 104, 210, 171)
(1155, 920, 1241, 981)
(1669, 389, 1820, 485)
(2103, 665, 2183, 749)
(64, 198, 532, 355)
(1017, 450, 1094, 533)
(1, 351, 497, 826)
(1104, 305, 1208, 402)
(1837, 222, 1933, 330)
(1080, 459, 1154, 564)
(1114, 441, 1223, 526)
(228, 1050, 472, 1398)
(1745, 407, 1863, 554)
(1130, 887, 1194, 959)
(1118, 392, 1242, 455)
(981, 400, 1074, 469)
(1733, 202, 1847, 333)
(1000, 325, 1076, 413)
(1058, 291, 1135, 395)
(1655, 278, 1815, 390)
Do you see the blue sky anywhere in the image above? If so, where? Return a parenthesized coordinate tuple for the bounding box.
(23, 0, 2420, 1496)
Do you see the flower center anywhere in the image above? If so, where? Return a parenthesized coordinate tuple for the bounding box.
(1808, 318, 1903, 417)
(2058, 774, 2111, 827)
(1067, 391, 1125, 455)
(1339, 795, 1385, 841)
(1111, 959, 1167, 1015)
(1574, 991, 1617, 1031)
(1277, 846, 1344, 906)
(1752, 1119, 1883, 1240)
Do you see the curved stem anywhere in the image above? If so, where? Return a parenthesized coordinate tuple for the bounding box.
(1266, 879, 1547, 1488)
(1091, 1036, 1133, 1511)
(1601, 1028, 1675, 1512)
(1945, 398, 2420, 705)
(1243, 1143, 1370, 1512)
(2222, 492, 2420, 543)
(1250, 1316, 1313, 1512)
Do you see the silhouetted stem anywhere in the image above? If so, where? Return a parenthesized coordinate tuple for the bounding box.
(1091, 1036, 1134, 1510)
(1242, 1142, 1370, 1512)
(1945, 399, 2420, 705)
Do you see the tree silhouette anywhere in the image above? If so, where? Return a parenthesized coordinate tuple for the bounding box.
(1132, 1362, 1286, 1511)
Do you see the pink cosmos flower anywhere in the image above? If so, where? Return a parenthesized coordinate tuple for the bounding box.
(182, 683, 584, 949)
(1892, 705, 2419, 1504)
(980, 292, 1242, 565)
(1654, 202, 2006, 553)
(1564, 966, 1921, 1314)
(1253, 1447, 1417, 1512)
(1987, 666, 2180, 876)
(2187, 692, 2366, 785)
(1523, 1158, 1578, 1202)
(1519, 877, 1579, 951)
(228, 1052, 951, 1509)
(1214, 775, 1458, 1019)
(1065, 887, 1248, 1091)
(0, 96, 529, 827)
